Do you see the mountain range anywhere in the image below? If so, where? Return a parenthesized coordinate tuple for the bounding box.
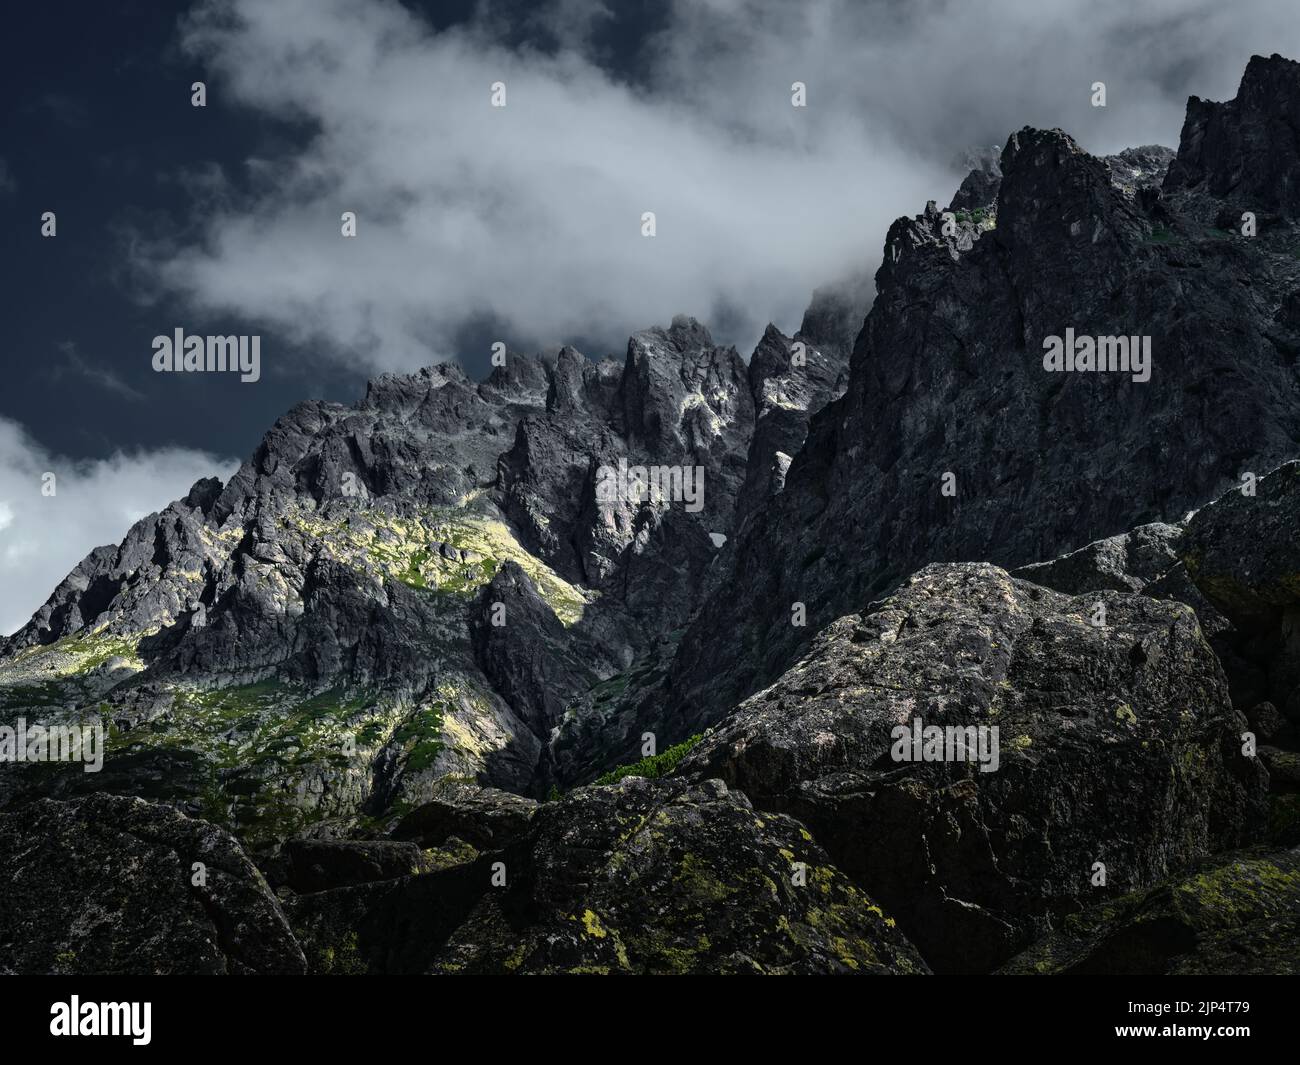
(3, 54, 1300, 975)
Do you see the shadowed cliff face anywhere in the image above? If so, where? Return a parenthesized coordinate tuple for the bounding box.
(1164, 53, 1300, 221)
(644, 56, 1300, 754)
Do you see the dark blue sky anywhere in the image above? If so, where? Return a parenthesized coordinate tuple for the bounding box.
(0, 0, 666, 463)
(3, 1, 338, 460)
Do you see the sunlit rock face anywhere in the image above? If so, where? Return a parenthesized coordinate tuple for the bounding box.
(0, 310, 824, 832)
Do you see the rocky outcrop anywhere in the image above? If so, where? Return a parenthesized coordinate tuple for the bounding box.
(429, 777, 928, 974)
(948, 140, 1174, 221)
(797, 269, 874, 359)
(733, 324, 850, 536)
(1011, 462, 1300, 770)
(286, 776, 926, 975)
(999, 844, 1300, 975)
(1164, 53, 1300, 220)
(678, 563, 1268, 972)
(284, 854, 493, 974)
(1012, 522, 1232, 641)
(0, 794, 305, 974)
(469, 562, 610, 749)
(0, 315, 782, 826)
(654, 59, 1300, 755)
(950, 145, 1002, 211)
(281, 838, 429, 893)
(1013, 521, 1186, 594)
(1179, 461, 1300, 733)
(497, 316, 753, 635)
(1103, 145, 1176, 196)
(390, 779, 537, 850)
(1180, 461, 1300, 627)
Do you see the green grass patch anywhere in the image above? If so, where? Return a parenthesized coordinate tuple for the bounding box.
(594, 734, 704, 786)
(392, 701, 448, 773)
(953, 207, 990, 226)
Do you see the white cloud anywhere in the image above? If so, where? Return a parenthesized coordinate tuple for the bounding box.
(0, 417, 238, 637)
(134, 0, 950, 368)
(133, 0, 1300, 371)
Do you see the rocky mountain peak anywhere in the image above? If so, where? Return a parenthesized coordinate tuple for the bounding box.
(1165, 52, 1300, 218)
(996, 126, 1147, 266)
(949, 144, 1003, 211)
(616, 314, 752, 456)
(1102, 145, 1176, 196)
(544, 345, 588, 413)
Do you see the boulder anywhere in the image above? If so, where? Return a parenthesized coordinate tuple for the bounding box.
(1000, 845, 1300, 975)
(1181, 461, 1300, 626)
(283, 838, 429, 893)
(0, 793, 305, 974)
(429, 777, 927, 975)
(1181, 461, 1300, 722)
(679, 563, 1268, 972)
(1013, 522, 1185, 595)
(391, 779, 537, 849)
(284, 857, 491, 974)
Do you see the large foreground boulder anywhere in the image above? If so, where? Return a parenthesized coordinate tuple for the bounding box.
(1000, 844, 1300, 975)
(0, 793, 305, 974)
(429, 777, 928, 974)
(679, 563, 1268, 972)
